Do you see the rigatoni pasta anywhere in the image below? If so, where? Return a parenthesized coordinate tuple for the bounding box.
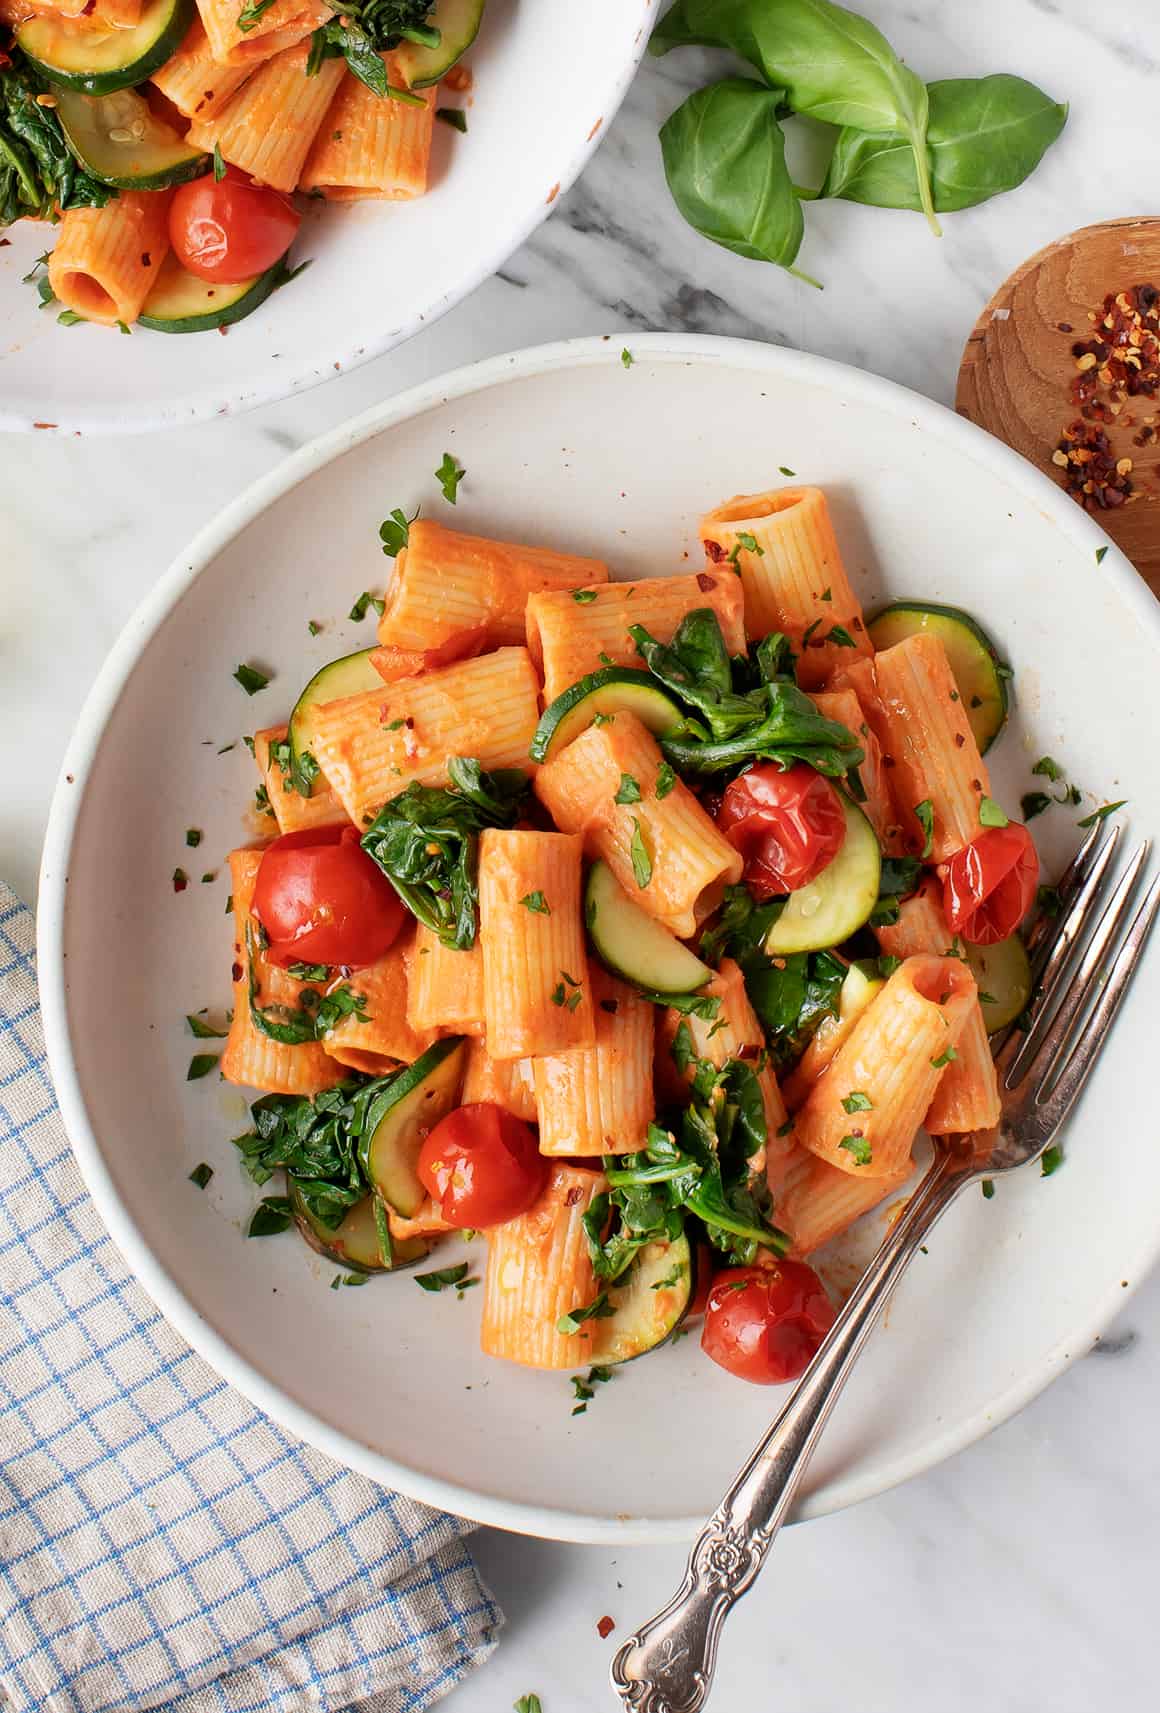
(527, 571, 746, 705)
(309, 647, 541, 827)
(48, 191, 172, 326)
(532, 963, 653, 1156)
(534, 712, 742, 940)
(209, 479, 1041, 1391)
(185, 43, 344, 193)
(377, 520, 609, 656)
(478, 829, 595, 1060)
(150, 18, 254, 122)
(793, 955, 977, 1178)
(699, 487, 872, 687)
(300, 65, 436, 200)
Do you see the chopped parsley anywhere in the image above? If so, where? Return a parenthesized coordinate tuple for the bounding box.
(620, 347, 633, 368)
(914, 798, 935, 859)
(520, 890, 551, 915)
(826, 624, 857, 647)
(630, 818, 652, 888)
(349, 590, 385, 621)
(978, 796, 1008, 828)
(212, 140, 225, 181)
(514, 1698, 543, 1713)
(841, 1091, 873, 1114)
(173, 868, 188, 892)
(1077, 800, 1127, 828)
(614, 772, 641, 805)
(186, 1013, 227, 1039)
(930, 1046, 958, 1069)
(778, 464, 796, 477)
(1032, 756, 1064, 782)
(1095, 544, 1108, 564)
(415, 1262, 478, 1295)
(839, 1134, 872, 1166)
(1040, 1144, 1064, 1177)
(572, 588, 598, 603)
(655, 761, 676, 799)
(435, 452, 465, 504)
(286, 960, 331, 982)
(735, 530, 763, 556)
(557, 1292, 616, 1336)
(185, 827, 202, 847)
(569, 1364, 613, 1414)
(187, 1052, 218, 1083)
(435, 106, 467, 131)
(1021, 792, 1053, 822)
(379, 504, 419, 557)
(981, 1179, 995, 1199)
(233, 662, 270, 696)
(308, 619, 322, 636)
(189, 1162, 214, 1189)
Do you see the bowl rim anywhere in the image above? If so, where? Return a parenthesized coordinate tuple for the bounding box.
(37, 332, 1160, 1543)
(0, 2, 653, 436)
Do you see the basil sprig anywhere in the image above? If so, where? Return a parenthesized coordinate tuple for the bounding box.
(234, 1072, 405, 1229)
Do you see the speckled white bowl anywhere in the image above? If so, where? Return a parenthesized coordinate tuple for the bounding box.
(0, 0, 651, 432)
(39, 335, 1160, 1541)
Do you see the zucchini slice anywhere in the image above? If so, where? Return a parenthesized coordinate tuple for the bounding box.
(867, 601, 1009, 753)
(964, 934, 1031, 1034)
(585, 859, 712, 993)
(54, 87, 208, 190)
(291, 1182, 430, 1271)
(394, 0, 485, 88)
(590, 1233, 693, 1365)
(765, 798, 881, 956)
(288, 647, 383, 793)
(530, 668, 685, 764)
(139, 253, 288, 334)
(360, 1038, 467, 1217)
(19, 0, 193, 95)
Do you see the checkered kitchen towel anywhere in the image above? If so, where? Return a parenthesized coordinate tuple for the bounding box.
(0, 885, 501, 1713)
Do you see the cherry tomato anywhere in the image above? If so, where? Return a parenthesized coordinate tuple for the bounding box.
(701, 1262, 835, 1385)
(418, 1103, 548, 1228)
(252, 826, 405, 968)
(716, 763, 846, 897)
(168, 164, 300, 284)
(940, 822, 1039, 945)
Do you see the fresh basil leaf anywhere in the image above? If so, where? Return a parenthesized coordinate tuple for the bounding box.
(660, 79, 812, 280)
(823, 74, 1067, 214)
(653, 0, 940, 234)
(744, 949, 846, 1068)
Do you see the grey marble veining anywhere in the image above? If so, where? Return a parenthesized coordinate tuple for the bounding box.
(3, 4, 1158, 1709)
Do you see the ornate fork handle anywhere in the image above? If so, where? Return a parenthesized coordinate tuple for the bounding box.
(611, 1150, 969, 1713)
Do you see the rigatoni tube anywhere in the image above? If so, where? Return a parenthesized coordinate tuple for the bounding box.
(477, 829, 595, 1060)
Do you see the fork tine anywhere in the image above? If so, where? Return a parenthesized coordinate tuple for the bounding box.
(1033, 871, 1160, 1128)
(1024, 819, 1104, 972)
(1004, 825, 1125, 1085)
(1007, 840, 1151, 1096)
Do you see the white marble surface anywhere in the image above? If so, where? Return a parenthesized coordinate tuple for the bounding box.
(4, 1, 1158, 1707)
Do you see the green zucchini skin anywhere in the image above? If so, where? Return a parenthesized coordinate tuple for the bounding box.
(764, 797, 881, 956)
(964, 934, 1031, 1033)
(530, 667, 685, 764)
(585, 859, 713, 994)
(286, 647, 383, 786)
(360, 1038, 467, 1218)
(19, 0, 194, 96)
(394, 0, 485, 88)
(867, 600, 1009, 753)
(53, 87, 209, 190)
(289, 1182, 431, 1272)
(138, 258, 290, 333)
(590, 1233, 694, 1365)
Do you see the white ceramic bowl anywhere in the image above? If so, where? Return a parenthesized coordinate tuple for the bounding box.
(39, 335, 1160, 1543)
(0, 0, 650, 433)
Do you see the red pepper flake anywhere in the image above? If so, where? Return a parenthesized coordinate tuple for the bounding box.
(231, 961, 244, 982)
(703, 539, 727, 564)
(564, 1187, 583, 1206)
(141, 251, 152, 267)
(173, 868, 188, 893)
(597, 1616, 616, 1640)
(696, 572, 717, 592)
(1051, 283, 1160, 513)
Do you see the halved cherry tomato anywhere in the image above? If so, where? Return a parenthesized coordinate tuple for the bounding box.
(940, 822, 1039, 946)
(716, 763, 846, 897)
(701, 1261, 835, 1385)
(168, 164, 300, 284)
(418, 1103, 548, 1228)
(252, 826, 405, 968)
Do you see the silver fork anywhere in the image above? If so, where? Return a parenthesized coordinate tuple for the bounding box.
(611, 823, 1159, 1713)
